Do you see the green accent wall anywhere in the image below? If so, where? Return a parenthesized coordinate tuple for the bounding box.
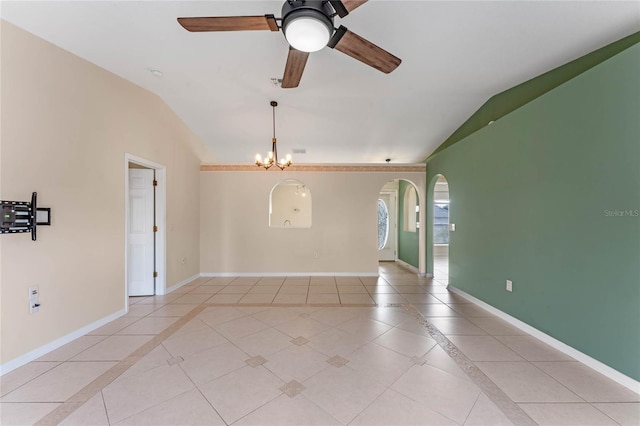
(426, 43, 640, 380)
(398, 180, 419, 268)
(429, 31, 640, 159)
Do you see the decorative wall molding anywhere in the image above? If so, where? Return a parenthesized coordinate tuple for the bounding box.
(200, 164, 427, 172)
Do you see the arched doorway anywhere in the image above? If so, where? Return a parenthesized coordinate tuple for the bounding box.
(432, 175, 450, 283)
(377, 179, 421, 272)
(378, 181, 398, 262)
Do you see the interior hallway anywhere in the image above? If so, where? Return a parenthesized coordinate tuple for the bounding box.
(1, 263, 638, 426)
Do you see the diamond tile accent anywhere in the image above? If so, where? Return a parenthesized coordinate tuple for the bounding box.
(280, 380, 306, 397)
(167, 355, 184, 365)
(245, 355, 268, 367)
(291, 336, 310, 346)
(327, 355, 349, 368)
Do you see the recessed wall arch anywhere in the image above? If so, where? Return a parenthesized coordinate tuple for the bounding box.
(269, 179, 312, 228)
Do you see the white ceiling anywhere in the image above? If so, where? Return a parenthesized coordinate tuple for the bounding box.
(2, 1, 638, 164)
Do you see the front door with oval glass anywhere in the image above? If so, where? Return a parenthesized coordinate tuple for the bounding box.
(378, 192, 396, 261)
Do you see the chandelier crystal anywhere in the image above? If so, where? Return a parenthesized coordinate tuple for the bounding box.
(255, 101, 292, 170)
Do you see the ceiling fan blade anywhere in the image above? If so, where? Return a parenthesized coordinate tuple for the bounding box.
(328, 26, 401, 74)
(329, 0, 369, 18)
(281, 47, 310, 89)
(177, 15, 279, 32)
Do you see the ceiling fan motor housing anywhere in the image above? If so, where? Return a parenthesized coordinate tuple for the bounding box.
(282, 1, 335, 52)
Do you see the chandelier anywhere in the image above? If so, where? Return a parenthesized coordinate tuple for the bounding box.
(255, 101, 292, 170)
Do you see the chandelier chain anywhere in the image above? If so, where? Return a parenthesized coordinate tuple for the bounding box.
(255, 100, 292, 170)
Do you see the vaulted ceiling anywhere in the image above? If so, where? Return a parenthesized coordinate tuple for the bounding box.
(2, 1, 638, 164)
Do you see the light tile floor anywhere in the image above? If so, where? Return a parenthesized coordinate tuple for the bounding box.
(1, 262, 639, 425)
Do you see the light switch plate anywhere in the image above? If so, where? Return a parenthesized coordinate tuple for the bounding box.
(506, 280, 513, 292)
(29, 286, 40, 314)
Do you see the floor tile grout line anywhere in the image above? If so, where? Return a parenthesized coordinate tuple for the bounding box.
(517, 401, 623, 405)
(521, 359, 593, 405)
(33, 304, 209, 426)
(175, 361, 229, 426)
(99, 390, 112, 425)
(402, 303, 538, 426)
(200, 302, 380, 308)
(462, 392, 484, 425)
(185, 275, 433, 305)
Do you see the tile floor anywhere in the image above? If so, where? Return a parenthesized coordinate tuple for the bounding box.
(1, 262, 638, 425)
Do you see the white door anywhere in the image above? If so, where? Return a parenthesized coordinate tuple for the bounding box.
(128, 168, 155, 296)
(378, 192, 397, 261)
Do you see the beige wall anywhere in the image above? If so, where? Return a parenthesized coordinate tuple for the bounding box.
(0, 22, 203, 366)
(200, 170, 425, 274)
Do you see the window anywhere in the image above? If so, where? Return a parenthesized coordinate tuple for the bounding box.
(403, 186, 418, 232)
(433, 202, 449, 244)
(377, 199, 389, 250)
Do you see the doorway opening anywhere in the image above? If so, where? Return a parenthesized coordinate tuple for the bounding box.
(378, 181, 398, 262)
(433, 175, 449, 284)
(124, 154, 167, 309)
(378, 179, 422, 274)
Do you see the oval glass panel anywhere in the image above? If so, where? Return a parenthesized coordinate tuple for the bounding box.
(378, 199, 389, 250)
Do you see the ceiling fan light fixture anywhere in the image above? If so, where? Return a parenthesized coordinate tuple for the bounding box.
(281, 1, 335, 53)
(178, 0, 402, 89)
(284, 14, 332, 52)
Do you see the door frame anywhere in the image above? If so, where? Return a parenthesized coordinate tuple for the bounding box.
(375, 177, 426, 275)
(378, 189, 398, 261)
(124, 154, 167, 311)
(427, 174, 449, 279)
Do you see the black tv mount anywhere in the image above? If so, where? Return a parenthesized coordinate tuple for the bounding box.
(1, 192, 40, 241)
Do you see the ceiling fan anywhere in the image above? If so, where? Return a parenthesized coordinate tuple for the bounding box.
(177, 0, 401, 88)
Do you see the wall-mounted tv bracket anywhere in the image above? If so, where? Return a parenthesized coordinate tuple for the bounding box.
(1, 192, 39, 241)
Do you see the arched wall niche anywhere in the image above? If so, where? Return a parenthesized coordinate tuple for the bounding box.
(269, 179, 312, 228)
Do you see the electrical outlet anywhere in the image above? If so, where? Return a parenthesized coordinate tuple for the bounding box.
(506, 280, 513, 292)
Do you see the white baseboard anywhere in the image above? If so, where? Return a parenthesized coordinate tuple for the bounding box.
(164, 273, 201, 294)
(395, 259, 419, 274)
(200, 272, 378, 278)
(0, 308, 127, 376)
(448, 286, 640, 394)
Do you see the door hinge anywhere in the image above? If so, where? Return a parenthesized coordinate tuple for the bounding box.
(153, 179, 158, 187)
(153, 271, 158, 278)
(153, 225, 158, 232)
